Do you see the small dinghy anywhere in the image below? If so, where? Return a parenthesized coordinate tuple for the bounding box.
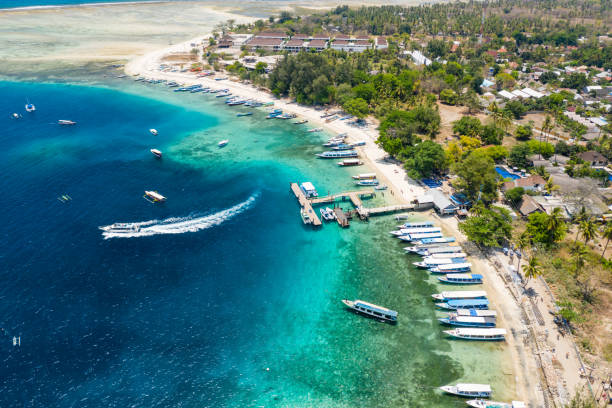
(149, 128, 158, 135)
(218, 140, 229, 147)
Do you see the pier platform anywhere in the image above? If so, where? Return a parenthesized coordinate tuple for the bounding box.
(290, 183, 322, 227)
(333, 208, 349, 227)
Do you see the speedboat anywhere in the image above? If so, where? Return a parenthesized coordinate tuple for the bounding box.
(439, 383, 492, 398)
(12, 113, 21, 119)
(341, 299, 397, 323)
(25, 101, 35, 112)
(149, 128, 158, 135)
(58, 120, 76, 125)
(150, 149, 162, 158)
(99, 223, 141, 233)
(320, 207, 336, 221)
(218, 140, 229, 147)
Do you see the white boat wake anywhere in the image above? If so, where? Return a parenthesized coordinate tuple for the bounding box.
(99, 192, 259, 239)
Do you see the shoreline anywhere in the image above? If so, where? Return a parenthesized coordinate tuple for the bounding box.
(126, 37, 547, 406)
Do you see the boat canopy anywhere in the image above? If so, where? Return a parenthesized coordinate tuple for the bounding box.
(456, 308, 497, 317)
(354, 300, 398, 318)
(456, 384, 492, 393)
(447, 299, 489, 307)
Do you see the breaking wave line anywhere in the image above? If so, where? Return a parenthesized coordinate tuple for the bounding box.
(99, 192, 259, 239)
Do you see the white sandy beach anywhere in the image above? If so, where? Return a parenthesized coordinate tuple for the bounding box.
(125, 33, 595, 406)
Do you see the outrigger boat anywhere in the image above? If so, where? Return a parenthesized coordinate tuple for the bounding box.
(316, 150, 358, 159)
(436, 298, 489, 310)
(404, 243, 458, 253)
(397, 232, 444, 242)
(438, 273, 483, 285)
(293, 119, 308, 124)
(467, 399, 526, 408)
(332, 144, 354, 151)
(418, 245, 464, 257)
(341, 299, 397, 323)
(390, 227, 441, 237)
(449, 309, 497, 319)
(337, 159, 363, 167)
(443, 328, 506, 341)
(429, 262, 472, 274)
(58, 120, 76, 125)
(144, 190, 166, 203)
(398, 221, 434, 228)
(307, 127, 323, 133)
(352, 173, 376, 180)
(355, 179, 379, 186)
(150, 149, 162, 158)
(439, 383, 492, 398)
(237, 112, 253, 117)
(438, 315, 496, 328)
(413, 257, 466, 269)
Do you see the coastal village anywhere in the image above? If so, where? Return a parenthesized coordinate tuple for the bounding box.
(119, 1, 612, 407)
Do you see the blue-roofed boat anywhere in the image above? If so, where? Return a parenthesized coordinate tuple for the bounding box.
(316, 150, 358, 159)
(404, 243, 459, 253)
(436, 299, 489, 310)
(228, 99, 246, 106)
(416, 237, 455, 245)
(342, 299, 397, 323)
(438, 315, 496, 327)
(438, 274, 483, 285)
(266, 109, 283, 119)
(450, 309, 497, 318)
(430, 262, 472, 274)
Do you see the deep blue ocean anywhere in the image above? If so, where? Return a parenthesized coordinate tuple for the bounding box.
(0, 79, 511, 406)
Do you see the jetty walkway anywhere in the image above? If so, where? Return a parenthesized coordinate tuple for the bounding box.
(291, 183, 417, 227)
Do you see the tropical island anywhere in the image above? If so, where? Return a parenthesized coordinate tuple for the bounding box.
(125, 1, 612, 406)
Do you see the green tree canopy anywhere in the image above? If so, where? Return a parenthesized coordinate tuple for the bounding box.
(508, 143, 532, 169)
(404, 140, 447, 179)
(453, 150, 498, 203)
(459, 205, 512, 247)
(526, 209, 567, 246)
(452, 116, 482, 138)
(343, 97, 369, 118)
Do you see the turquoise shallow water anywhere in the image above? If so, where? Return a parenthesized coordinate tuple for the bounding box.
(0, 79, 513, 407)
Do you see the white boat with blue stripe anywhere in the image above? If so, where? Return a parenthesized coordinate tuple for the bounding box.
(436, 299, 489, 310)
(342, 299, 398, 323)
(440, 383, 492, 398)
(438, 273, 483, 285)
(390, 227, 441, 236)
(430, 262, 472, 274)
(431, 291, 487, 301)
(443, 328, 506, 341)
(397, 232, 444, 242)
(438, 315, 496, 327)
(413, 257, 466, 268)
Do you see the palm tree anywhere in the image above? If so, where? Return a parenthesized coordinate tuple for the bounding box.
(515, 232, 529, 270)
(544, 176, 559, 195)
(547, 207, 564, 243)
(540, 115, 552, 159)
(601, 221, 612, 259)
(522, 254, 542, 285)
(579, 219, 597, 246)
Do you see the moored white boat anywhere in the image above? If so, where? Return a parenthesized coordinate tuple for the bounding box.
(218, 140, 229, 147)
(438, 315, 496, 327)
(466, 399, 526, 408)
(320, 207, 336, 221)
(438, 273, 483, 285)
(342, 299, 397, 323)
(307, 127, 323, 133)
(149, 128, 158, 135)
(443, 328, 506, 341)
(430, 262, 472, 274)
(436, 299, 489, 310)
(355, 179, 379, 186)
(397, 232, 444, 242)
(390, 227, 441, 236)
(450, 309, 497, 318)
(150, 148, 162, 158)
(352, 173, 376, 180)
(418, 245, 464, 256)
(316, 150, 358, 159)
(413, 257, 465, 268)
(58, 119, 76, 125)
(439, 383, 492, 398)
(337, 159, 363, 167)
(431, 291, 487, 301)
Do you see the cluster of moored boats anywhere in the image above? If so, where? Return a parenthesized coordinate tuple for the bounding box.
(343, 220, 521, 406)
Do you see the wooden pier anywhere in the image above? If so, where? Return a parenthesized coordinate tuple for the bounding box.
(290, 183, 322, 227)
(291, 183, 418, 228)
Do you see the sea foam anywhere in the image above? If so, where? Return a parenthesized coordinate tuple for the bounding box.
(100, 192, 259, 239)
